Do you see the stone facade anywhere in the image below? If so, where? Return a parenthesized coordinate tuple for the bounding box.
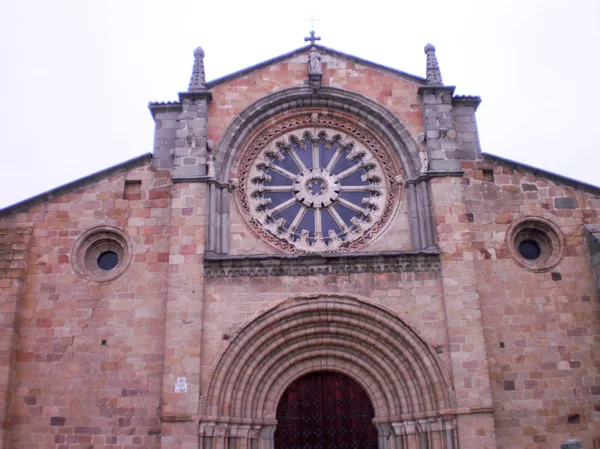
(0, 42, 598, 449)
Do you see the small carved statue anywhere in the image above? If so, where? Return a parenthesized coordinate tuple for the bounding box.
(308, 47, 322, 75)
(419, 151, 429, 174)
(207, 156, 216, 178)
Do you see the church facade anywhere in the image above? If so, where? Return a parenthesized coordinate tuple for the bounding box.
(0, 38, 599, 449)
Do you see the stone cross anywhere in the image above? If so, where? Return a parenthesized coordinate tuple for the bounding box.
(304, 30, 321, 46)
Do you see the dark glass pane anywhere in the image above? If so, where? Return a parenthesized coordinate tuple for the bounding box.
(338, 170, 364, 187)
(330, 149, 359, 176)
(321, 141, 337, 169)
(97, 251, 118, 270)
(264, 170, 294, 187)
(297, 139, 313, 170)
(332, 203, 358, 229)
(297, 208, 315, 237)
(264, 192, 293, 209)
(321, 209, 342, 242)
(519, 240, 541, 260)
(274, 152, 301, 175)
(339, 192, 367, 207)
(275, 202, 301, 229)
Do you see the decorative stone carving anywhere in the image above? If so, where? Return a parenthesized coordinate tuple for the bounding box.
(307, 47, 323, 92)
(207, 156, 216, 179)
(424, 43, 443, 86)
(234, 112, 403, 254)
(188, 46, 207, 91)
(244, 127, 389, 253)
(419, 151, 429, 174)
(308, 46, 322, 75)
(204, 250, 441, 278)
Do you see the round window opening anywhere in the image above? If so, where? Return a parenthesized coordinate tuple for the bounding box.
(244, 128, 391, 252)
(97, 251, 119, 271)
(507, 217, 563, 272)
(518, 240, 541, 260)
(71, 226, 133, 283)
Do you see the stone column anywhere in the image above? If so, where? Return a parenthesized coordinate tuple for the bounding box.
(0, 226, 32, 449)
(160, 182, 208, 449)
(429, 176, 496, 449)
(418, 84, 461, 173)
(451, 96, 483, 161)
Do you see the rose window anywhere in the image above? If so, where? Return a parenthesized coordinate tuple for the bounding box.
(246, 129, 388, 252)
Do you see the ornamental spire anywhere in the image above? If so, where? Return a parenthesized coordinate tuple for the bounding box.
(424, 43, 443, 86)
(188, 46, 207, 91)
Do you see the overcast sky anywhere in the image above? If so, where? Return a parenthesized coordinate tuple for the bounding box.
(1, 0, 598, 209)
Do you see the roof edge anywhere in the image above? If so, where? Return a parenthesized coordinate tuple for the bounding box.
(483, 153, 600, 197)
(206, 44, 426, 89)
(0, 153, 153, 218)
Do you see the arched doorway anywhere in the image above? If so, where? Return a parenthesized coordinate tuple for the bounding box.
(274, 371, 377, 449)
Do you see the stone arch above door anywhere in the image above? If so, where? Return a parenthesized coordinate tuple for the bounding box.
(200, 294, 458, 449)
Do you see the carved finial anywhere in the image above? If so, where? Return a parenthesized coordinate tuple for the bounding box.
(188, 46, 207, 91)
(424, 43, 443, 86)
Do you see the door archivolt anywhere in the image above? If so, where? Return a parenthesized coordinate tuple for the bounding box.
(199, 294, 457, 449)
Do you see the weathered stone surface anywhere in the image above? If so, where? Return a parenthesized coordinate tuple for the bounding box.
(555, 196, 579, 209)
(0, 43, 598, 449)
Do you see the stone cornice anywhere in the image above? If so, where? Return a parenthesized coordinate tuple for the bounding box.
(178, 91, 213, 102)
(204, 249, 441, 279)
(417, 85, 456, 96)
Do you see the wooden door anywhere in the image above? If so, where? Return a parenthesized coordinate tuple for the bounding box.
(274, 371, 378, 449)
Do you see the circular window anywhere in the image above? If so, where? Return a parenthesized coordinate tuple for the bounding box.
(518, 240, 541, 260)
(71, 226, 133, 283)
(97, 251, 119, 270)
(244, 128, 390, 252)
(506, 217, 563, 272)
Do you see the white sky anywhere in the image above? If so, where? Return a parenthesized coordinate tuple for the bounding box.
(1, 0, 599, 209)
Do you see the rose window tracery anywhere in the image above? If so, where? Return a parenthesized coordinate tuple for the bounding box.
(245, 128, 389, 252)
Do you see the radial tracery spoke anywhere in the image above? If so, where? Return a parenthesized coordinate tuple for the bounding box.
(289, 205, 308, 231)
(335, 162, 363, 181)
(328, 206, 349, 232)
(338, 185, 371, 192)
(269, 165, 296, 180)
(312, 140, 320, 169)
(326, 145, 344, 171)
(286, 149, 307, 172)
(314, 208, 322, 237)
(337, 198, 364, 214)
(262, 185, 295, 193)
(269, 197, 297, 215)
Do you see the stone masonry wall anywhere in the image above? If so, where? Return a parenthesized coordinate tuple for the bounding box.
(0, 162, 172, 449)
(207, 49, 426, 179)
(0, 227, 32, 449)
(208, 49, 425, 256)
(463, 160, 600, 448)
(200, 269, 449, 392)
